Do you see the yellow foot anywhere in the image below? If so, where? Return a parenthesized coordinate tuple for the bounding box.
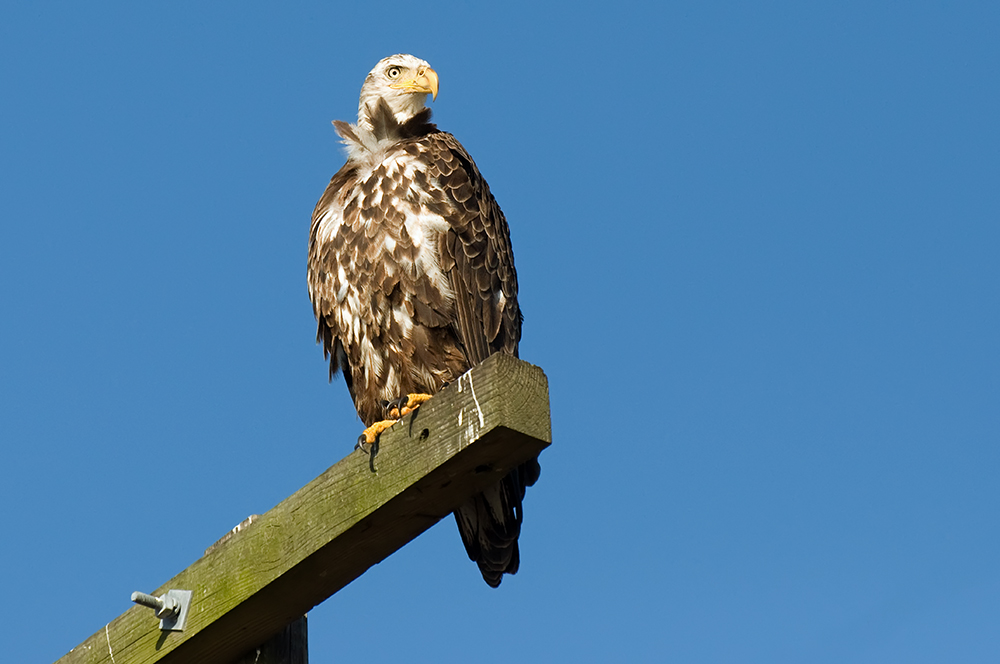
(357, 419, 398, 473)
(358, 419, 397, 446)
(386, 393, 434, 419)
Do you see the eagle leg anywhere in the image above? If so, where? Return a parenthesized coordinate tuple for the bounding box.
(383, 393, 434, 419)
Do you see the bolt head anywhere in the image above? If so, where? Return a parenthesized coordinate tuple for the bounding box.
(154, 595, 179, 619)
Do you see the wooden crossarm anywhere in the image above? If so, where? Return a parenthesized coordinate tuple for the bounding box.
(56, 354, 550, 664)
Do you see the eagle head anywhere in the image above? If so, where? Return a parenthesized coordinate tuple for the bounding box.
(357, 54, 439, 130)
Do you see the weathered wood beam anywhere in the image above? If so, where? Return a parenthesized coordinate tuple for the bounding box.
(56, 354, 550, 664)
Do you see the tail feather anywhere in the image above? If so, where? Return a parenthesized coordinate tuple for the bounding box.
(454, 457, 539, 587)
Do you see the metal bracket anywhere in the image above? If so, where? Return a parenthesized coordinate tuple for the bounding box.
(131, 589, 193, 631)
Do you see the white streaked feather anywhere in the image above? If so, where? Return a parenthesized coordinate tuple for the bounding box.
(360, 336, 382, 378)
(315, 205, 344, 244)
(392, 303, 414, 337)
(335, 264, 348, 302)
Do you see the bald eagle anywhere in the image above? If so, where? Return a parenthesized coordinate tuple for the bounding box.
(307, 54, 540, 587)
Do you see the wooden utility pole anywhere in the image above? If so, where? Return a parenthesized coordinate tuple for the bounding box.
(56, 354, 550, 664)
(231, 617, 307, 664)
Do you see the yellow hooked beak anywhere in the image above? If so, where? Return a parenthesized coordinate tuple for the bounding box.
(390, 65, 439, 101)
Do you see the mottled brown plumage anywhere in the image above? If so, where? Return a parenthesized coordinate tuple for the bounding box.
(307, 55, 539, 587)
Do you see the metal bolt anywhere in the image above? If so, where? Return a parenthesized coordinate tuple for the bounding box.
(131, 591, 179, 619)
(130, 589, 192, 631)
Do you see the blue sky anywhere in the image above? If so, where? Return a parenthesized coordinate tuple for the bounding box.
(2, 2, 998, 662)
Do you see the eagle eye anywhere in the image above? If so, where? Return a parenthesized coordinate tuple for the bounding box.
(386, 66, 402, 79)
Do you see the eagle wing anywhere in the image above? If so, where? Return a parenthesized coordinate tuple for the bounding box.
(425, 132, 521, 366)
(308, 161, 360, 401)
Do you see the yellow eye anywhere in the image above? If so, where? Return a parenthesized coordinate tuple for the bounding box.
(386, 66, 401, 79)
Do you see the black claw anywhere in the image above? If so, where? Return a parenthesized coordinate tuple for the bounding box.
(368, 438, 379, 473)
(383, 396, 408, 418)
(355, 435, 379, 473)
(407, 402, 422, 434)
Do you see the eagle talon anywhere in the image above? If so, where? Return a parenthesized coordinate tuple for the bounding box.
(355, 434, 380, 472)
(367, 438, 379, 472)
(385, 393, 434, 419)
(356, 419, 398, 472)
(383, 396, 410, 419)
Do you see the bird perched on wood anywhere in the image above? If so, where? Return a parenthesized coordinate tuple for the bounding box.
(307, 54, 540, 587)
